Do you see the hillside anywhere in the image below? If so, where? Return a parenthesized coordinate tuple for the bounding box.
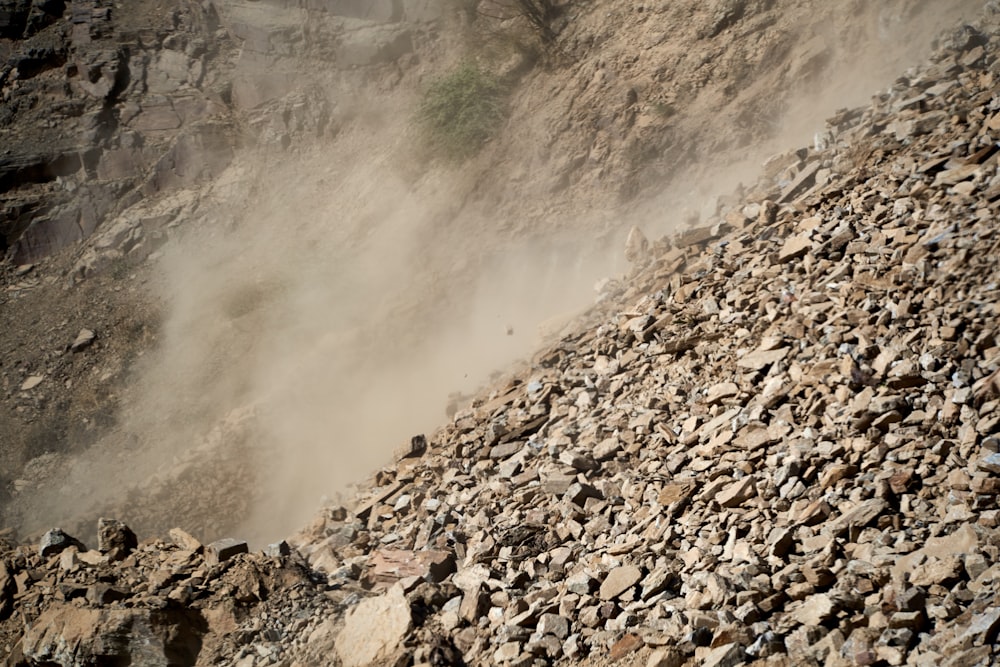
(1, 0, 985, 545)
(1, 0, 999, 665)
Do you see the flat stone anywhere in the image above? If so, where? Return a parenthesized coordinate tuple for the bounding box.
(793, 593, 836, 626)
(701, 642, 746, 667)
(825, 499, 887, 537)
(706, 382, 739, 405)
(367, 549, 455, 586)
(737, 347, 789, 371)
(778, 233, 813, 262)
(21, 375, 43, 391)
(716, 477, 756, 508)
(609, 633, 644, 661)
(599, 565, 642, 601)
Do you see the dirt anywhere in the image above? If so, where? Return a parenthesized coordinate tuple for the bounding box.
(0, 0, 987, 548)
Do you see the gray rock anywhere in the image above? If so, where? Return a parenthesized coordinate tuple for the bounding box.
(39, 529, 84, 558)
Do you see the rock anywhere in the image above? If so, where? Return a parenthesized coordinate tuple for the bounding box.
(205, 538, 248, 565)
(647, 647, 683, 667)
(70, 329, 96, 352)
(778, 233, 813, 263)
(701, 642, 746, 667)
(20, 375, 43, 391)
(599, 565, 642, 600)
(716, 477, 756, 508)
(737, 346, 789, 371)
(39, 529, 84, 558)
(909, 557, 963, 587)
(22, 604, 204, 666)
(337, 585, 412, 667)
(336, 24, 412, 66)
(0, 561, 12, 618)
(824, 499, 888, 537)
(266, 540, 291, 557)
(609, 633, 644, 660)
(705, 382, 739, 405)
(96, 518, 137, 560)
(367, 549, 456, 586)
(625, 225, 650, 264)
(537, 613, 570, 639)
(169, 528, 203, 551)
(792, 593, 836, 626)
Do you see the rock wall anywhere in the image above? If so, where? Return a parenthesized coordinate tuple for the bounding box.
(0, 0, 236, 264)
(0, 0, 446, 267)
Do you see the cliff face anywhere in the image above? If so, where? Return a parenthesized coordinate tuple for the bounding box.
(0, 0, 233, 263)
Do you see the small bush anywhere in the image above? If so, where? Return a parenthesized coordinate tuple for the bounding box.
(418, 61, 505, 161)
(478, 0, 561, 43)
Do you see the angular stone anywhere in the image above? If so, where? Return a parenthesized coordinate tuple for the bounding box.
(706, 382, 739, 405)
(778, 234, 813, 262)
(701, 642, 746, 667)
(537, 613, 570, 639)
(168, 528, 202, 551)
(609, 633, 644, 661)
(737, 347, 789, 371)
(337, 586, 412, 667)
(793, 593, 836, 626)
(647, 647, 683, 667)
(909, 557, 963, 587)
(205, 538, 248, 565)
(70, 329, 96, 352)
(716, 477, 756, 508)
(96, 519, 137, 561)
(367, 549, 455, 586)
(39, 529, 84, 558)
(599, 565, 642, 600)
(824, 499, 887, 537)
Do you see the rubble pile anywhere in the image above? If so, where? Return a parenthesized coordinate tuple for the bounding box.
(3, 11, 1000, 667)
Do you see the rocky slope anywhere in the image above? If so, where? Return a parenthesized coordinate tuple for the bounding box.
(2, 8, 1000, 666)
(1, 0, 985, 548)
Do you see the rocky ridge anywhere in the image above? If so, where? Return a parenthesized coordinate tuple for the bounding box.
(2, 11, 1000, 667)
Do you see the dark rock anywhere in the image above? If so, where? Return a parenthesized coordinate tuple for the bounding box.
(205, 538, 248, 565)
(97, 518, 137, 560)
(38, 528, 84, 558)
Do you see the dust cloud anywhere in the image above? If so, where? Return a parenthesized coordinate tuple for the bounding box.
(10, 0, 985, 545)
(641, 0, 986, 229)
(115, 109, 624, 544)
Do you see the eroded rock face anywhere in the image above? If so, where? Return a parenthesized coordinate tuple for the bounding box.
(0, 0, 235, 264)
(22, 605, 206, 667)
(1, 0, 445, 268)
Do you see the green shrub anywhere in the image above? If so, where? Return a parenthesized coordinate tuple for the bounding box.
(418, 61, 506, 161)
